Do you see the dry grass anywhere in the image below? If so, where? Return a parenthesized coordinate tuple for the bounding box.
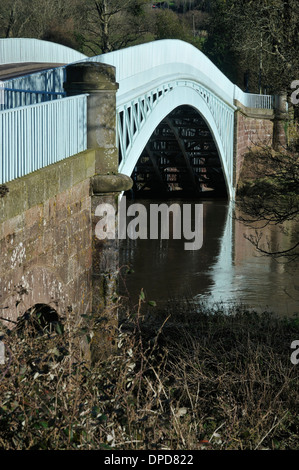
(0, 297, 298, 450)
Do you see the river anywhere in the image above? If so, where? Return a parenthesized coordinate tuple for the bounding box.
(119, 198, 299, 317)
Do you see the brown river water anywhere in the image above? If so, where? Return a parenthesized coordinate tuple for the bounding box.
(119, 198, 299, 317)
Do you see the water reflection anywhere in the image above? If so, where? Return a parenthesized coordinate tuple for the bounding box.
(119, 198, 299, 317)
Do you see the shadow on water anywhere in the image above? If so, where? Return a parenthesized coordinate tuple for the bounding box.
(119, 198, 299, 317)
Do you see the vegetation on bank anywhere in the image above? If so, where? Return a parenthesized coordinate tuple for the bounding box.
(235, 135, 299, 262)
(1, 0, 299, 452)
(0, 295, 298, 450)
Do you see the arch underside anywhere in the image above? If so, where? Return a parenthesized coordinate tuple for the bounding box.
(132, 106, 227, 197)
(117, 81, 235, 199)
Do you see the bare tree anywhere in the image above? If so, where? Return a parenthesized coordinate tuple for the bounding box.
(77, 0, 152, 55)
(0, 0, 82, 49)
(203, 0, 299, 93)
(0, 0, 33, 38)
(236, 136, 299, 262)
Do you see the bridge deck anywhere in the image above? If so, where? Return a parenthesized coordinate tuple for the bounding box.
(0, 62, 65, 80)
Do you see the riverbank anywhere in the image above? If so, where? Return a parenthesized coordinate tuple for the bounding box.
(0, 296, 298, 450)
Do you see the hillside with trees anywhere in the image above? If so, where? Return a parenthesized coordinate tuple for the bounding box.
(1, 0, 298, 95)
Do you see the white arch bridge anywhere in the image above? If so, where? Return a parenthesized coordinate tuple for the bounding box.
(0, 38, 275, 199)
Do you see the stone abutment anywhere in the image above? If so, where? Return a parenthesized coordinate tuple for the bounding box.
(0, 62, 132, 360)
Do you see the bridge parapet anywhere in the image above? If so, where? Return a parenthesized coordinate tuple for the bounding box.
(1, 39, 275, 112)
(0, 87, 65, 111)
(0, 38, 87, 65)
(0, 94, 88, 185)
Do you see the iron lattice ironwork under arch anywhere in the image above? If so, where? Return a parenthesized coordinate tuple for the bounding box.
(131, 105, 227, 198)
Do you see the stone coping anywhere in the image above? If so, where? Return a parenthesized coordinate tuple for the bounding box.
(0, 150, 96, 223)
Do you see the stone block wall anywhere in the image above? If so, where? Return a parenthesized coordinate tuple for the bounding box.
(233, 103, 275, 187)
(0, 62, 133, 363)
(0, 150, 95, 325)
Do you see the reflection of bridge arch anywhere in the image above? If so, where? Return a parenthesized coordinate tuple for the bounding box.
(119, 199, 230, 301)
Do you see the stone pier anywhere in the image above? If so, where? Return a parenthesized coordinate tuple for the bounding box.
(64, 62, 132, 360)
(233, 92, 290, 188)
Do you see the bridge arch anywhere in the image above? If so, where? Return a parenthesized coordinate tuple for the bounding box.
(118, 83, 234, 199)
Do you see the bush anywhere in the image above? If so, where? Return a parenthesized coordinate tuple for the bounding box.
(0, 299, 298, 450)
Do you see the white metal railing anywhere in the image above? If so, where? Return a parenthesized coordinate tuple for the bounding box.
(0, 87, 66, 110)
(0, 38, 87, 65)
(1, 66, 67, 103)
(89, 40, 275, 111)
(234, 86, 274, 109)
(0, 94, 88, 184)
(242, 93, 274, 109)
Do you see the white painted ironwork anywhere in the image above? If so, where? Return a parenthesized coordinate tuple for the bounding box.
(2, 66, 66, 98)
(116, 79, 235, 197)
(0, 87, 66, 110)
(0, 82, 3, 105)
(87, 39, 275, 199)
(233, 87, 274, 109)
(0, 39, 275, 197)
(0, 38, 87, 65)
(246, 94, 274, 109)
(0, 94, 87, 184)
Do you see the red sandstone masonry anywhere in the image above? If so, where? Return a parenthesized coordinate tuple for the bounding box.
(0, 154, 94, 326)
(234, 108, 274, 186)
(1, 63, 132, 365)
